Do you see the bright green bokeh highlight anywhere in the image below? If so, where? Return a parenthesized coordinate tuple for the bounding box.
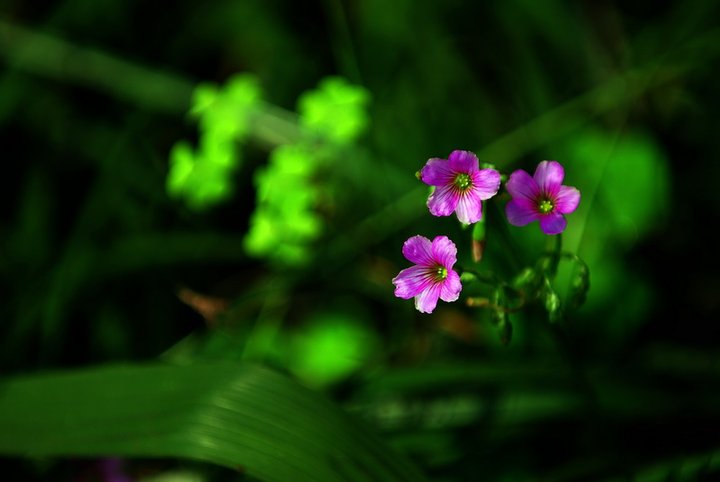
(166, 74, 261, 210)
(567, 129, 670, 244)
(244, 143, 323, 266)
(166, 140, 237, 210)
(192, 75, 262, 139)
(289, 312, 379, 388)
(170, 74, 369, 248)
(298, 76, 370, 145)
(557, 128, 671, 344)
(166, 141, 195, 197)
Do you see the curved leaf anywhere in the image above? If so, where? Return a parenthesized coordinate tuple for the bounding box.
(0, 362, 426, 482)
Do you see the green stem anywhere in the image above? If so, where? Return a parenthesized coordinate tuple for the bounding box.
(459, 267, 502, 286)
(544, 233, 563, 279)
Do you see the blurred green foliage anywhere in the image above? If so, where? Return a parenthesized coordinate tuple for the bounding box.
(167, 74, 262, 209)
(556, 128, 671, 346)
(0, 363, 426, 482)
(1, 1, 720, 481)
(244, 143, 323, 266)
(297, 76, 370, 145)
(288, 310, 380, 388)
(243, 76, 370, 266)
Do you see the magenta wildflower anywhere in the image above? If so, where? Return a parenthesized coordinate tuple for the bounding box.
(420, 150, 501, 224)
(505, 160, 581, 235)
(392, 235, 462, 313)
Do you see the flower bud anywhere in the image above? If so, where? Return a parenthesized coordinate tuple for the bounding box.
(471, 221, 486, 263)
(544, 287, 562, 324)
(568, 264, 590, 309)
(512, 267, 539, 290)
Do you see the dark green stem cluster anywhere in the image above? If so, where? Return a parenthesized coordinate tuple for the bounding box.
(461, 229, 590, 344)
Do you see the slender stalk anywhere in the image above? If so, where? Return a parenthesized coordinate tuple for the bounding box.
(547, 232, 563, 279)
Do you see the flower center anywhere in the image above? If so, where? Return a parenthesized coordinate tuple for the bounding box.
(435, 266, 448, 281)
(454, 173, 472, 190)
(538, 199, 554, 214)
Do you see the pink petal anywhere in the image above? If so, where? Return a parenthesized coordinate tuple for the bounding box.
(554, 185, 580, 214)
(448, 150, 479, 173)
(473, 168, 501, 200)
(414, 282, 442, 313)
(505, 199, 540, 226)
(539, 212, 567, 235)
(431, 236, 457, 269)
(402, 235, 434, 265)
(534, 161, 564, 195)
(455, 193, 483, 224)
(420, 158, 455, 186)
(392, 265, 432, 299)
(439, 269, 462, 302)
(427, 184, 459, 217)
(506, 169, 539, 202)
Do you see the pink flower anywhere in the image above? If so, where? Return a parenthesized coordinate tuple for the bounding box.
(392, 235, 462, 313)
(505, 160, 581, 235)
(420, 150, 501, 224)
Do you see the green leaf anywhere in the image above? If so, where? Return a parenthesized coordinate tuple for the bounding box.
(599, 448, 720, 482)
(0, 362, 426, 482)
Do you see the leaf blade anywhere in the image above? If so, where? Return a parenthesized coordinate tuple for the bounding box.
(0, 362, 427, 482)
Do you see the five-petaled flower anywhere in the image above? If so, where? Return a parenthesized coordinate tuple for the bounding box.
(505, 160, 581, 235)
(392, 235, 462, 313)
(420, 150, 501, 224)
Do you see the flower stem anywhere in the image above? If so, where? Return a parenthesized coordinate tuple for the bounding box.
(459, 267, 501, 286)
(545, 233, 563, 279)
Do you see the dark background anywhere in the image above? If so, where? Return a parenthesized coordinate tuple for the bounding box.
(1, 1, 719, 481)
